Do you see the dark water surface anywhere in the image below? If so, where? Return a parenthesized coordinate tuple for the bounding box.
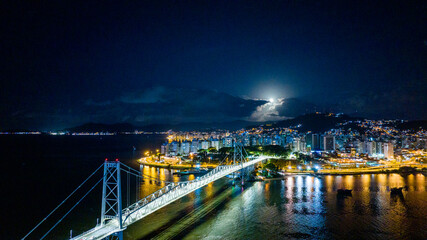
(1, 135, 426, 239)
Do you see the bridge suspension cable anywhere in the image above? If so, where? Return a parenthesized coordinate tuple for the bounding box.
(40, 177, 104, 240)
(21, 164, 104, 240)
(119, 162, 175, 184)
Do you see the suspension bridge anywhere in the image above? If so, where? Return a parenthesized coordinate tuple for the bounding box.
(22, 142, 269, 240)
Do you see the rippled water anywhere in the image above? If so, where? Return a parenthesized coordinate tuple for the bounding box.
(127, 167, 427, 240)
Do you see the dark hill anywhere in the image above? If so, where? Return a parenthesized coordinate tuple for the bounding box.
(272, 113, 359, 133)
(396, 120, 427, 131)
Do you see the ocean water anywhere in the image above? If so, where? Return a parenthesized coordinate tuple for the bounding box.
(1, 135, 426, 239)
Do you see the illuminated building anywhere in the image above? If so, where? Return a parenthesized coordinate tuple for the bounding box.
(293, 137, 307, 153)
(191, 140, 200, 153)
(312, 134, 322, 151)
(224, 137, 233, 147)
(251, 136, 259, 146)
(181, 141, 190, 155)
(211, 139, 220, 150)
(384, 142, 394, 159)
(161, 143, 168, 155)
(242, 136, 250, 146)
(169, 141, 179, 156)
(323, 135, 335, 152)
(201, 140, 209, 149)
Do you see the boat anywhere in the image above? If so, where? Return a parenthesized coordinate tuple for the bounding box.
(337, 189, 352, 196)
(173, 169, 208, 176)
(390, 187, 404, 195)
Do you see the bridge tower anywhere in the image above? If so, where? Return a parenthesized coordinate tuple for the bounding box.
(101, 160, 124, 240)
(233, 138, 249, 185)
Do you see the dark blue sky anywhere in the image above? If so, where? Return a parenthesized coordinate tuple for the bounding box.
(1, 1, 426, 130)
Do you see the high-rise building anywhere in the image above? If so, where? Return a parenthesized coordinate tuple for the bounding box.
(376, 142, 383, 155)
(211, 139, 220, 150)
(181, 141, 190, 155)
(243, 136, 250, 146)
(191, 140, 200, 153)
(272, 135, 281, 145)
(293, 137, 306, 153)
(323, 135, 335, 152)
(357, 140, 364, 154)
(366, 141, 376, 156)
(224, 137, 233, 147)
(251, 136, 259, 146)
(161, 143, 168, 155)
(384, 142, 394, 159)
(201, 140, 209, 150)
(169, 141, 179, 156)
(264, 136, 272, 145)
(312, 134, 322, 151)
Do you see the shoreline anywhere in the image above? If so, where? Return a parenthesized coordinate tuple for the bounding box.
(139, 160, 426, 176)
(139, 160, 218, 170)
(261, 171, 426, 181)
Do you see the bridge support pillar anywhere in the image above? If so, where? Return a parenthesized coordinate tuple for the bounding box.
(101, 161, 124, 237)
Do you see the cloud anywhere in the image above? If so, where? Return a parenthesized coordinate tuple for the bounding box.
(69, 87, 269, 126)
(248, 98, 287, 122)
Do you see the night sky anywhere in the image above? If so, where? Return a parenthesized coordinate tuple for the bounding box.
(1, 1, 426, 130)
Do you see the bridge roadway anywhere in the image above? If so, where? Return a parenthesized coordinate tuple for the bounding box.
(71, 155, 269, 240)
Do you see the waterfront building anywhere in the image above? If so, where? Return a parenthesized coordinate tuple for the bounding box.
(293, 137, 306, 153)
(323, 135, 336, 152)
(351, 148, 356, 157)
(181, 141, 190, 155)
(357, 140, 364, 154)
(285, 135, 292, 143)
(251, 136, 259, 146)
(242, 136, 250, 146)
(376, 142, 383, 155)
(201, 140, 209, 150)
(384, 142, 394, 159)
(272, 135, 281, 145)
(169, 141, 179, 156)
(224, 137, 233, 147)
(161, 143, 168, 155)
(366, 141, 376, 156)
(211, 139, 220, 150)
(191, 140, 200, 153)
(264, 136, 272, 145)
(312, 134, 322, 151)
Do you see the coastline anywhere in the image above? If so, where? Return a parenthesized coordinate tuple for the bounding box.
(138, 160, 218, 169)
(139, 159, 426, 176)
(260, 171, 426, 181)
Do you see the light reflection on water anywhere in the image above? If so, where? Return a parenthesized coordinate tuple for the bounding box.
(126, 167, 427, 240)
